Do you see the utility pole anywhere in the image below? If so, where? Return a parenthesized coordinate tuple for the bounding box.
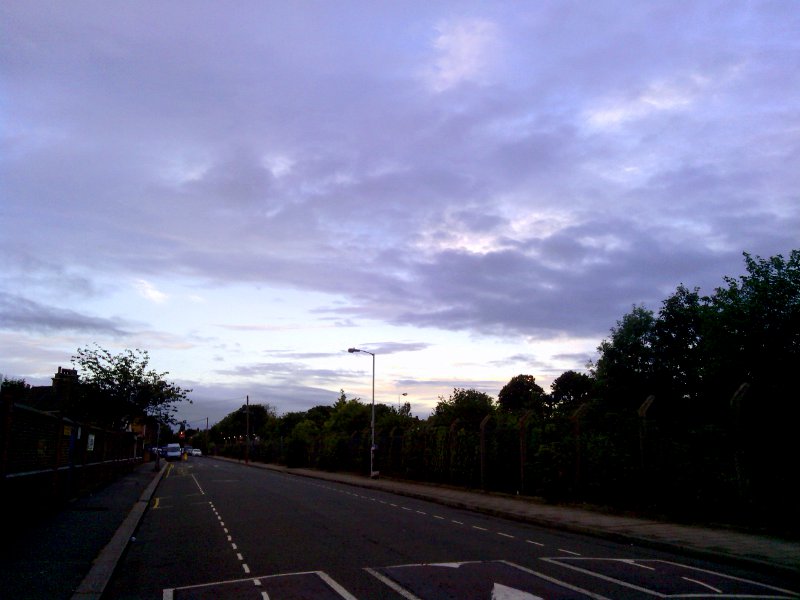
(245, 395, 250, 465)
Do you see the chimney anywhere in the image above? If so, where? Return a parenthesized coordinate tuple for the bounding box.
(52, 366, 79, 401)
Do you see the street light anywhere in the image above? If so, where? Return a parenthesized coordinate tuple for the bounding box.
(398, 392, 407, 410)
(153, 416, 162, 472)
(348, 347, 378, 478)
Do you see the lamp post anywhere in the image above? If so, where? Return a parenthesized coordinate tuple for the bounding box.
(398, 392, 407, 410)
(348, 347, 378, 478)
(153, 417, 162, 472)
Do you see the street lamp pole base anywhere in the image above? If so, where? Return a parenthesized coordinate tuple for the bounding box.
(370, 471, 380, 479)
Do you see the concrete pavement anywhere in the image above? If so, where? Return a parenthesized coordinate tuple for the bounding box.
(1, 456, 797, 600)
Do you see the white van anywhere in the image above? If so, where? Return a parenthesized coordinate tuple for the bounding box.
(165, 443, 182, 461)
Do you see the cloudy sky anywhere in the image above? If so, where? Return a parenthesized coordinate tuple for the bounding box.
(2, 2, 798, 427)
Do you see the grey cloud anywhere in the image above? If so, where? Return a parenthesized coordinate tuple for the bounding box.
(323, 213, 773, 340)
(552, 352, 595, 366)
(215, 361, 360, 388)
(0, 292, 129, 336)
(394, 378, 500, 396)
(346, 342, 431, 355)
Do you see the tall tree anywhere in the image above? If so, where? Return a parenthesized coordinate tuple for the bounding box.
(706, 250, 800, 396)
(497, 374, 548, 418)
(704, 250, 800, 514)
(550, 370, 594, 417)
(652, 285, 706, 405)
(430, 388, 495, 429)
(593, 305, 656, 409)
(71, 345, 191, 429)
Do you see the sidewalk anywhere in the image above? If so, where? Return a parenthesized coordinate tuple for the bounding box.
(2, 458, 797, 600)
(0, 461, 166, 600)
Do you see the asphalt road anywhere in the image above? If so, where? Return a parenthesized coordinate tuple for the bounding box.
(102, 458, 799, 599)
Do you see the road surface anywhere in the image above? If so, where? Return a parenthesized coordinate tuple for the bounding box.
(102, 458, 799, 599)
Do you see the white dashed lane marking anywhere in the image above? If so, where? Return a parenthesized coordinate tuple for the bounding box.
(210, 501, 252, 575)
(306, 481, 583, 557)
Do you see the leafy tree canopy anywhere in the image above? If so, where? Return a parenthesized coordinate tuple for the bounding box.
(497, 374, 547, 416)
(325, 394, 370, 434)
(651, 285, 705, 404)
(71, 345, 191, 430)
(592, 304, 656, 408)
(431, 388, 495, 429)
(215, 402, 277, 439)
(550, 370, 594, 417)
(1, 377, 29, 394)
(707, 250, 800, 393)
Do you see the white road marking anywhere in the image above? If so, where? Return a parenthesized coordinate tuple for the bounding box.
(525, 540, 544, 546)
(502, 561, 612, 600)
(497, 532, 514, 538)
(472, 525, 488, 531)
(191, 474, 205, 494)
(558, 548, 581, 556)
(682, 576, 722, 593)
(492, 582, 543, 600)
(365, 567, 424, 600)
(540, 558, 664, 596)
(317, 571, 360, 600)
(622, 559, 654, 570)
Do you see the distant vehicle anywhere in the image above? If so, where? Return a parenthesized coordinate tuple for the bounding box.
(183, 446, 193, 457)
(191, 448, 202, 456)
(165, 443, 182, 461)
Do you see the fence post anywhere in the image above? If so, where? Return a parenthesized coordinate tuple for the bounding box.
(638, 395, 655, 470)
(448, 419, 460, 484)
(518, 411, 534, 494)
(479, 414, 492, 490)
(0, 391, 15, 495)
(730, 383, 750, 502)
(570, 403, 591, 493)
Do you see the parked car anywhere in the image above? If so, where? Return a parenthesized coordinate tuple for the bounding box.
(165, 443, 182, 461)
(191, 448, 202, 456)
(183, 446, 193, 457)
